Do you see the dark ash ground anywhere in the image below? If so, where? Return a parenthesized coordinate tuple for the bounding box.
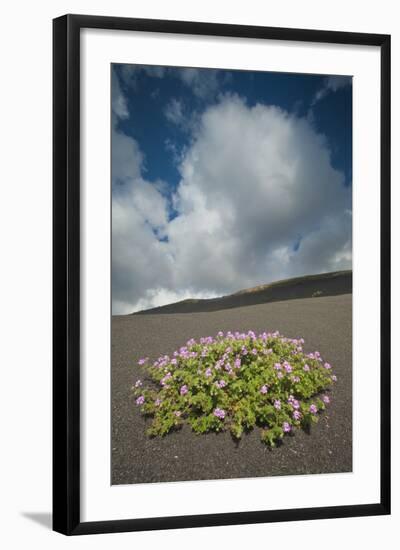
(112, 292, 352, 485)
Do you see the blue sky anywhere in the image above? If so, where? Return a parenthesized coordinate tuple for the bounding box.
(112, 64, 352, 314)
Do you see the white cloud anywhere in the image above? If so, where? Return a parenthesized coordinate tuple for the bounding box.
(164, 138, 185, 165)
(164, 98, 185, 126)
(116, 64, 226, 100)
(112, 91, 352, 314)
(166, 96, 351, 290)
(177, 67, 220, 99)
(164, 98, 200, 137)
(312, 75, 352, 105)
(132, 288, 219, 315)
(111, 68, 173, 313)
(112, 126, 143, 183)
(112, 164, 173, 314)
(325, 75, 352, 92)
(119, 64, 167, 89)
(111, 68, 129, 119)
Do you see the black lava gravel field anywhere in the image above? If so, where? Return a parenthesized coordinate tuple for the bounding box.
(112, 294, 352, 485)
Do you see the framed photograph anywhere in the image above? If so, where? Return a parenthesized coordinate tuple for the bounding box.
(53, 14, 391, 535)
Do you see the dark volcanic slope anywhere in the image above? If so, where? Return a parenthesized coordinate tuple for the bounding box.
(112, 293, 352, 485)
(135, 270, 351, 315)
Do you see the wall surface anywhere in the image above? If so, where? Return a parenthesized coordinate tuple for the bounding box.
(1, 0, 398, 548)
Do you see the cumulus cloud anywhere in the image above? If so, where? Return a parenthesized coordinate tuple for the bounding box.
(112, 85, 352, 314)
(166, 96, 351, 291)
(312, 75, 352, 105)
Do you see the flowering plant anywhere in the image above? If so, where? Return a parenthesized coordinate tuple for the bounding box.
(133, 330, 337, 446)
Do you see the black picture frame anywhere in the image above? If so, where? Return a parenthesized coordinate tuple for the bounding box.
(53, 14, 391, 535)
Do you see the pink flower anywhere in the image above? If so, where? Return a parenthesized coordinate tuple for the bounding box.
(136, 395, 145, 406)
(134, 380, 142, 388)
(283, 361, 292, 373)
(234, 357, 241, 368)
(213, 408, 226, 419)
(283, 422, 292, 433)
(174, 411, 181, 417)
(322, 395, 330, 404)
(324, 362, 332, 370)
(160, 372, 172, 386)
(303, 364, 310, 372)
(274, 363, 282, 370)
(290, 399, 300, 409)
(293, 410, 301, 421)
(205, 368, 212, 378)
(180, 385, 188, 396)
(309, 404, 318, 414)
(331, 375, 338, 382)
(138, 357, 148, 365)
(274, 399, 281, 410)
(260, 385, 269, 394)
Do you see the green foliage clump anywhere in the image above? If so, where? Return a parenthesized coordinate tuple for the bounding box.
(133, 330, 336, 446)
